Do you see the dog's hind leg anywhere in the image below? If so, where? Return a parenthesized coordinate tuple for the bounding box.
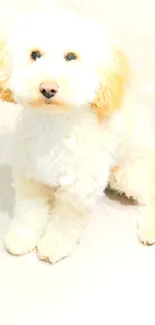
(109, 158, 155, 245)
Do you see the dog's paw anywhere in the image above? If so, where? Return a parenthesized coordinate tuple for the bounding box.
(5, 223, 40, 255)
(36, 228, 80, 264)
(138, 218, 155, 245)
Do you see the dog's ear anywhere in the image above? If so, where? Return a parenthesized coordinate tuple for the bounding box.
(92, 48, 129, 121)
(0, 41, 15, 103)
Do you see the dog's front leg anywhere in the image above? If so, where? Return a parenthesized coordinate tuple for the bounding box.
(5, 170, 55, 255)
(36, 188, 89, 264)
(36, 149, 112, 263)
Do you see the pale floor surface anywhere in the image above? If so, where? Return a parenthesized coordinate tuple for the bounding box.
(1, 0, 155, 324)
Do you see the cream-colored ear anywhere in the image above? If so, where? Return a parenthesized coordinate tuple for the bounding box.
(0, 41, 15, 103)
(92, 47, 129, 121)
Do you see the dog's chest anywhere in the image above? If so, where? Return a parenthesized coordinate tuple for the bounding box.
(15, 109, 111, 186)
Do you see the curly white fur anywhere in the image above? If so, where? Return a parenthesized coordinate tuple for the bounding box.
(1, 8, 155, 263)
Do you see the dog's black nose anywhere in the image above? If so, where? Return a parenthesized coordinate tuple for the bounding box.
(40, 82, 58, 99)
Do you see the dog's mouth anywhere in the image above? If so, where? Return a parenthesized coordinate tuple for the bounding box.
(29, 96, 67, 110)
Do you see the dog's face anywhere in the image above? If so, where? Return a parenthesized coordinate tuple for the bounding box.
(0, 9, 128, 119)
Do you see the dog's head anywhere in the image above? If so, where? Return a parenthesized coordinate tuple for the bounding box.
(0, 9, 129, 119)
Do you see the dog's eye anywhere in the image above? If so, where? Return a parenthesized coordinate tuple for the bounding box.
(64, 52, 77, 61)
(31, 50, 42, 61)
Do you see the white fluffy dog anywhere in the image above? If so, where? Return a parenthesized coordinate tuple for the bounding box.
(0, 8, 154, 264)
